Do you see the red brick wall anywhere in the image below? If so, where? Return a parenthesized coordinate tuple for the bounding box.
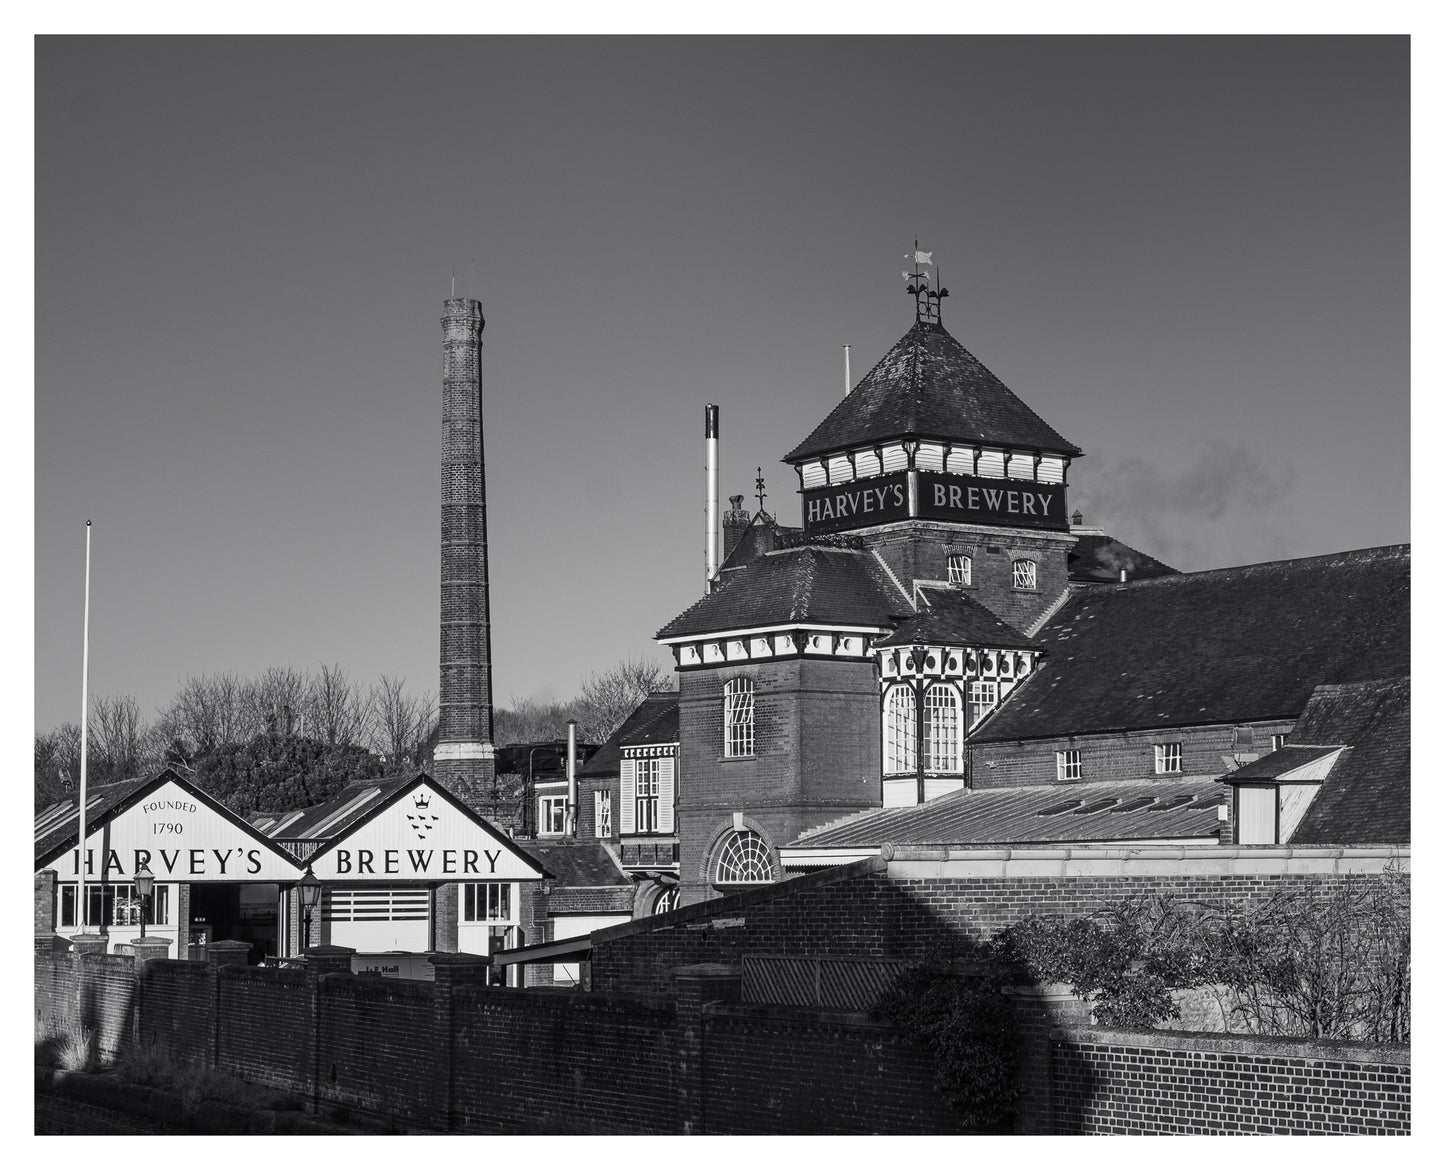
(215, 966, 310, 1092)
(677, 659, 881, 905)
(448, 985, 679, 1133)
(35, 871, 56, 934)
(136, 960, 211, 1066)
(972, 719, 1296, 788)
(699, 1003, 971, 1133)
(1052, 1029, 1410, 1134)
(317, 975, 437, 1121)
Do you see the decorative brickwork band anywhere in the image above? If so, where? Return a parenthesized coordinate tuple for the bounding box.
(438, 297, 496, 808)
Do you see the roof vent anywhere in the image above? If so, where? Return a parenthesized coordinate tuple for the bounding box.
(1037, 799, 1084, 816)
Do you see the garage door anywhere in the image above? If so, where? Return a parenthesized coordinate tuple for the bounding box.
(323, 886, 429, 952)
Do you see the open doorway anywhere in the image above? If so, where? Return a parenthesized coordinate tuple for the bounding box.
(188, 883, 279, 965)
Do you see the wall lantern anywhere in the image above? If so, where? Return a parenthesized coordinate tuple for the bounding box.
(133, 860, 154, 940)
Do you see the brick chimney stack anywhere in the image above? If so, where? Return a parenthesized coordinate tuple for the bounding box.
(434, 297, 496, 807)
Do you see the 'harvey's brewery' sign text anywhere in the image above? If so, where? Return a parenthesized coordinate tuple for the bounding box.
(802, 470, 1067, 534)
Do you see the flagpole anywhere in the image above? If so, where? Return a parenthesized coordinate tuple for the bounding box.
(77, 520, 92, 931)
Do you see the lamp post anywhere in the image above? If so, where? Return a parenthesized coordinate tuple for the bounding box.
(297, 865, 321, 952)
(133, 860, 154, 940)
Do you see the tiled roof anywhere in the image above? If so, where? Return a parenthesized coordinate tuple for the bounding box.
(1287, 679, 1409, 846)
(874, 586, 1036, 649)
(783, 319, 1081, 464)
(790, 779, 1220, 849)
(1068, 534, 1179, 584)
(580, 692, 680, 778)
(1225, 745, 1341, 782)
(525, 840, 628, 888)
(266, 772, 420, 842)
(35, 775, 153, 865)
(656, 546, 909, 640)
(974, 546, 1409, 742)
(720, 512, 802, 573)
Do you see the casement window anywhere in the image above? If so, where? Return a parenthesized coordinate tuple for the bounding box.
(724, 677, 755, 757)
(716, 830, 774, 884)
(594, 790, 612, 838)
(634, 758, 660, 833)
(61, 883, 169, 929)
(1056, 749, 1082, 781)
(947, 553, 972, 585)
(883, 684, 917, 773)
(539, 795, 567, 836)
(461, 882, 512, 924)
(967, 680, 998, 730)
(1012, 559, 1037, 590)
(1272, 733, 1289, 752)
(1155, 742, 1183, 774)
(620, 756, 676, 835)
(922, 683, 963, 772)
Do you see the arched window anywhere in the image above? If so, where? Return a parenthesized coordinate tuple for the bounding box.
(654, 886, 679, 915)
(883, 684, 916, 773)
(923, 683, 962, 772)
(723, 677, 755, 757)
(716, 830, 774, 884)
(1012, 559, 1037, 590)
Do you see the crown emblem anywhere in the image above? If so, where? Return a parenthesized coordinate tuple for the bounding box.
(413, 792, 431, 809)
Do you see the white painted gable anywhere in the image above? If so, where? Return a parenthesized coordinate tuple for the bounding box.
(50, 776, 305, 882)
(309, 781, 544, 882)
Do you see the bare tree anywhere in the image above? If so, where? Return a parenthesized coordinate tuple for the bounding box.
(161, 672, 250, 755)
(89, 693, 159, 783)
(243, 666, 310, 736)
(305, 663, 368, 747)
(494, 694, 582, 746)
(574, 657, 674, 742)
(368, 675, 434, 766)
(35, 722, 83, 808)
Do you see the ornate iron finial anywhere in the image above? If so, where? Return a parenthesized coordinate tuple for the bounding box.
(902, 238, 949, 324)
(755, 467, 767, 515)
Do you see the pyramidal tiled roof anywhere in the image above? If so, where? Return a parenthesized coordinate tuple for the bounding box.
(783, 319, 1082, 464)
(656, 546, 909, 640)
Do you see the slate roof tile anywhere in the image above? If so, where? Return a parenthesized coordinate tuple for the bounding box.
(525, 840, 628, 888)
(580, 692, 680, 778)
(875, 586, 1036, 649)
(1068, 534, 1179, 584)
(974, 546, 1409, 742)
(656, 546, 909, 640)
(784, 319, 1081, 464)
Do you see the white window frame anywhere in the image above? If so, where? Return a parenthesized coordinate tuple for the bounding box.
(883, 684, 917, 774)
(715, 830, 774, 884)
(724, 677, 755, 757)
(1155, 742, 1182, 774)
(967, 679, 997, 730)
(1056, 749, 1082, 781)
(1012, 558, 1037, 590)
(63, 882, 170, 929)
(594, 790, 612, 838)
(947, 553, 972, 586)
(1272, 733, 1289, 752)
(922, 683, 963, 772)
(539, 794, 567, 836)
(635, 758, 660, 833)
(461, 881, 513, 924)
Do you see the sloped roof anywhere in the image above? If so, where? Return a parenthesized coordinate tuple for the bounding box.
(1287, 679, 1409, 846)
(526, 840, 628, 888)
(657, 546, 908, 640)
(784, 319, 1081, 464)
(580, 692, 680, 778)
(974, 546, 1409, 742)
(720, 512, 802, 573)
(1068, 534, 1179, 584)
(264, 771, 421, 842)
(874, 586, 1036, 649)
(1225, 745, 1342, 782)
(791, 778, 1220, 849)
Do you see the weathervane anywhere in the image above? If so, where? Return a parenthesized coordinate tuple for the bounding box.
(755, 467, 768, 515)
(903, 239, 949, 324)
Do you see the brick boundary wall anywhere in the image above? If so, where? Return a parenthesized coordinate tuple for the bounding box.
(1050, 1028, 1410, 1135)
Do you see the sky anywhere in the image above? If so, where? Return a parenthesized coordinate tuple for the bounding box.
(33, 35, 1410, 733)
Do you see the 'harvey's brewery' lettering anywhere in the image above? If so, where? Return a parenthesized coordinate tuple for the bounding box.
(915, 471, 1067, 531)
(805, 481, 906, 525)
(334, 848, 504, 875)
(73, 846, 265, 877)
(931, 481, 1054, 517)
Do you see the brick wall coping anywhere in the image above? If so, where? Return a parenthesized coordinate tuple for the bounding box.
(702, 1000, 897, 1032)
(887, 844, 1409, 880)
(1057, 1026, 1410, 1068)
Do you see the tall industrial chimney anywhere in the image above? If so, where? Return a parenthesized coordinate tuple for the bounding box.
(433, 297, 496, 809)
(704, 404, 720, 590)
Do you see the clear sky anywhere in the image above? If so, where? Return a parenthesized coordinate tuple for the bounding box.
(34, 35, 1410, 732)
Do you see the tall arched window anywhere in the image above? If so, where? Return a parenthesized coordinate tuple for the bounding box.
(716, 830, 774, 884)
(723, 677, 755, 757)
(883, 684, 916, 773)
(923, 683, 963, 772)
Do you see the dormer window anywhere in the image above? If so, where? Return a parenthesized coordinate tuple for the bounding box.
(1012, 559, 1037, 590)
(947, 553, 972, 586)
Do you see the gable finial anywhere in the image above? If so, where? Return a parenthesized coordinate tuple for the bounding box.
(755, 467, 768, 515)
(902, 239, 949, 324)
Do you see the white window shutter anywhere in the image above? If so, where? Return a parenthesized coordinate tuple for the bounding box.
(658, 757, 676, 833)
(593, 791, 604, 838)
(620, 760, 636, 835)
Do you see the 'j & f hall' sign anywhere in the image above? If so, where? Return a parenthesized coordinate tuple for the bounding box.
(802, 470, 1067, 534)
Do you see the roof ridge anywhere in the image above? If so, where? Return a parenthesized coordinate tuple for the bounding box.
(1103, 544, 1410, 589)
